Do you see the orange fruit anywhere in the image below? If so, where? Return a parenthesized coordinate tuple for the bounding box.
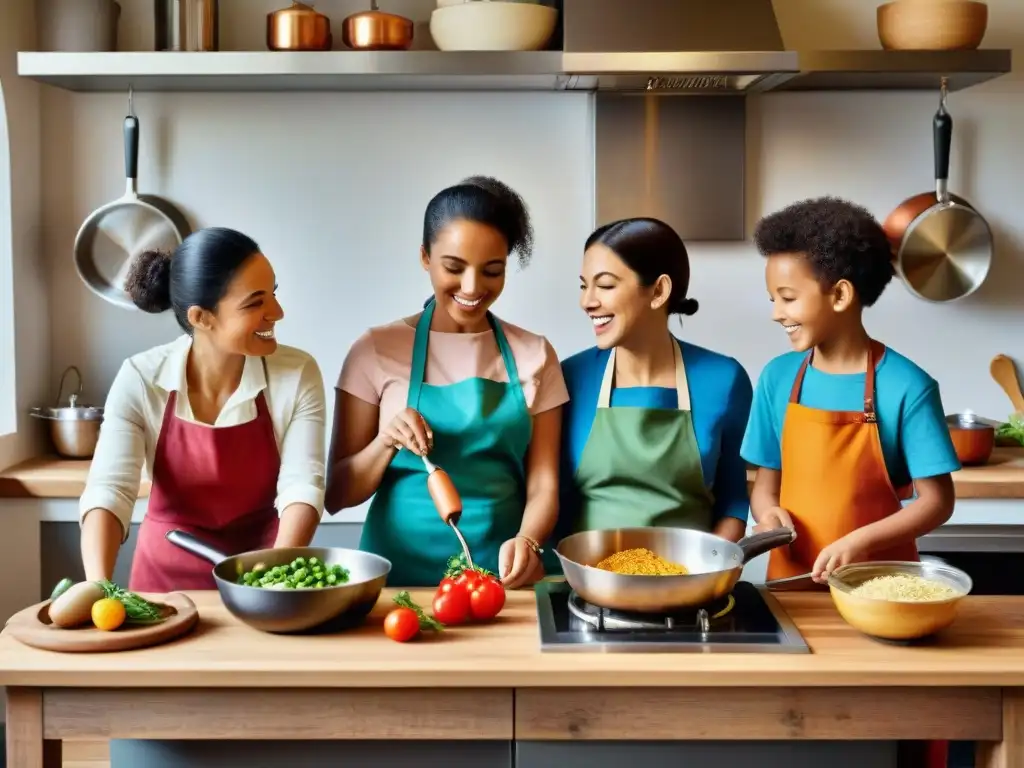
(91, 597, 126, 631)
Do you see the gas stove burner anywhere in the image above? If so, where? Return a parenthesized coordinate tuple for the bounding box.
(535, 580, 810, 653)
(567, 590, 736, 633)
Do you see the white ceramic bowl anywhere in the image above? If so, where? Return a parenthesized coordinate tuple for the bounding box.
(430, 1, 558, 51)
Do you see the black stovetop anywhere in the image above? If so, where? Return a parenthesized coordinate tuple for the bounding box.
(535, 580, 809, 653)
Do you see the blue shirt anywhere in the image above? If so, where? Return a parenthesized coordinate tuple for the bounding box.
(740, 347, 961, 487)
(557, 338, 754, 535)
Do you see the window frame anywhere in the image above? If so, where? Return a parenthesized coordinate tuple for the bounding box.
(0, 78, 17, 438)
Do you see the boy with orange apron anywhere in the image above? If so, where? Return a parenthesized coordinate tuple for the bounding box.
(740, 197, 961, 768)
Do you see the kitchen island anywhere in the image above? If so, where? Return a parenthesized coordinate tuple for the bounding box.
(2, 590, 1023, 768)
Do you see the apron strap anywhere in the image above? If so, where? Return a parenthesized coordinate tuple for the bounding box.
(788, 341, 882, 422)
(408, 299, 434, 410)
(597, 338, 691, 410)
(407, 299, 529, 416)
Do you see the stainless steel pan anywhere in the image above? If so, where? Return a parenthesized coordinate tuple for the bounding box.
(555, 527, 796, 613)
(166, 530, 391, 634)
(74, 93, 190, 309)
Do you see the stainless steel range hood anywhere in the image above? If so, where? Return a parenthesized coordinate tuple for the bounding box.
(558, 0, 1011, 94)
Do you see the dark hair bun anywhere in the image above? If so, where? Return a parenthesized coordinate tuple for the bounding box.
(125, 249, 172, 313)
(673, 296, 699, 316)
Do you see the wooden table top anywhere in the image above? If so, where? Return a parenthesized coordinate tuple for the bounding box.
(2, 590, 1024, 689)
(4, 449, 1024, 500)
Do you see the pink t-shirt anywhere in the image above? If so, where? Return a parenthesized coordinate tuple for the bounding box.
(338, 316, 569, 430)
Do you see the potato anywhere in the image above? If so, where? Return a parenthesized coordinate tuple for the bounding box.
(49, 581, 106, 628)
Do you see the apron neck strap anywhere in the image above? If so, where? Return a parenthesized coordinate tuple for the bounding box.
(788, 340, 883, 421)
(407, 299, 527, 412)
(597, 338, 690, 410)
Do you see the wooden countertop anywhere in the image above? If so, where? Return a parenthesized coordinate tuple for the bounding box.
(3, 449, 1024, 500)
(2, 590, 1024, 688)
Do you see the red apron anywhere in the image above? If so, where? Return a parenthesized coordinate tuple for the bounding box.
(129, 390, 281, 592)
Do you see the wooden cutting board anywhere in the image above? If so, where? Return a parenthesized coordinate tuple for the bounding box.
(3, 592, 199, 653)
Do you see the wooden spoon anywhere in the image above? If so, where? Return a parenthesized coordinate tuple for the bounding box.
(990, 354, 1024, 414)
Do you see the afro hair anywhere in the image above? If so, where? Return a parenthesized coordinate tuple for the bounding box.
(753, 196, 896, 307)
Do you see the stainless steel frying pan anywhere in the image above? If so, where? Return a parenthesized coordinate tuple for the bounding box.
(73, 93, 189, 309)
(166, 530, 392, 634)
(555, 527, 796, 613)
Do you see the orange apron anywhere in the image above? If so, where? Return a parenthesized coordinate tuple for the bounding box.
(767, 340, 919, 581)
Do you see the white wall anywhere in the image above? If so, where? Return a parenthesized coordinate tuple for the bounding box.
(0, 0, 49, 469)
(37, 0, 1024, 446)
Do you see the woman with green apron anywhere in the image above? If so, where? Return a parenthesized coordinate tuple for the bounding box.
(546, 217, 754, 572)
(327, 176, 567, 587)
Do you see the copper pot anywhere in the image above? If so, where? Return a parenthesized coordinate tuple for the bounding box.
(267, 1, 332, 51)
(342, 0, 414, 51)
(946, 412, 996, 466)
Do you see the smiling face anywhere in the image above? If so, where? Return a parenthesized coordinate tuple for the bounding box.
(421, 219, 508, 331)
(765, 251, 851, 353)
(189, 251, 283, 356)
(579, 242, 671, 349)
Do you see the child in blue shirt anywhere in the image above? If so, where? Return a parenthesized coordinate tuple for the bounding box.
(740, 197, 960, 584)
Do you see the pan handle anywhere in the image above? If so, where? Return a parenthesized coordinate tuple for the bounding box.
(737, 527, 796, 563)
(124, 114, 139, 185)
(933, 98, 952, 203)
(165, 529, 228, 565)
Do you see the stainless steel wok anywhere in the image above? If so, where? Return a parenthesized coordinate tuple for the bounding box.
(554, 526, 796, 613)
(166, 530, 391, 634)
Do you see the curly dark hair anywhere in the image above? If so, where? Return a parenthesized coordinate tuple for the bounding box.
(752, 197, 895, 307)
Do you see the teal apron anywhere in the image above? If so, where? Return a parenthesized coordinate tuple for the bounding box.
(544, 341, 714, 573)
(360, 300, 533, 586)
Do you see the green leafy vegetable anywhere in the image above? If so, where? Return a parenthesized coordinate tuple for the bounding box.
(996, 413, 1024, 447)
(97, 580, 167, 625)
(393, 591, 444, 632)
(444, 552, 494, 580)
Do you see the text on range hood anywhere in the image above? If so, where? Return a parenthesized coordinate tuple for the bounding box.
(558, 0, 1011, 94)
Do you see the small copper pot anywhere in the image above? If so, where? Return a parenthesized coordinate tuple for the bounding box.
(342, 0, 414, 51)
(946, 412, 996, 466)
(267, 1, 332, 51)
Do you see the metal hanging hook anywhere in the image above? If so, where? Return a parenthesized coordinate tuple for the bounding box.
(127, 84, 135, 117)
(938, 76, 949, 112)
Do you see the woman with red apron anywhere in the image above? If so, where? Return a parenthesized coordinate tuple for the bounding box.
(78, 227, 327, 768)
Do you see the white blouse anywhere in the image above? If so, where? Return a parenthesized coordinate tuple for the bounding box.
(79, 334, 327, 540)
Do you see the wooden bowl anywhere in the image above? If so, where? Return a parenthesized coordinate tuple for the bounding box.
(877, 0, 988, 51)
(828, 561, 971, 641)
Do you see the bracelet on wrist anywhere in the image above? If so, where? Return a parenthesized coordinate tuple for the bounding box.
(516, 533, 544, 554)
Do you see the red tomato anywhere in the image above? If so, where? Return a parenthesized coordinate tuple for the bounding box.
(455, 569, 483, 591)
(384, 607, 420, 642)
(468, 576, 506, 621)
(432, 583, 470, 625)
(436, 577, 460, 595)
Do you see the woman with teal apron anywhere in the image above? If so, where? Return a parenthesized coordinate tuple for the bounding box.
(546, 217, 754, 572)
(327, 176, 567, 587)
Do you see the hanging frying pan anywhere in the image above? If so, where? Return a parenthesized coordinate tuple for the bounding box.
(882, 78, 993, 303)
(73, 90, 190, 309)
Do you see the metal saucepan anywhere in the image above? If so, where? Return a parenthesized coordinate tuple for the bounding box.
(29, 365, 104, 458)
(165, 530, 391, 634)
(73, 89, 190, 309)
(882, 78, 992, 303)
(554, 527, 796, 613)
(342, 0, 414, 50)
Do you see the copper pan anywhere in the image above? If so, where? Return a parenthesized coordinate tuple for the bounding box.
(267, 1, 332, 51)
(881, 79, 992, 303)
(342, 0, 414, 50)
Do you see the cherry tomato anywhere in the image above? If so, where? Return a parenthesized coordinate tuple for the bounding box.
(432, 583, 471, 625)
(468, 576, 506, 621)
(384, 607, 420, 642)
(437, 577, 460, 595)
(455, 569, 483, 591)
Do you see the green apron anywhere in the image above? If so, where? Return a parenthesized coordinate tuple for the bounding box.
(545, 341, 714, 573)
(360, 300, 533, 586)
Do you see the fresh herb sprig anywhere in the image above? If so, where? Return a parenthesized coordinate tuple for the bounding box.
(97, 580, 167, 625)
(996, 413, 1024, 447)
(444, 552, 494, 580)
(392, 591, 444, 632)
